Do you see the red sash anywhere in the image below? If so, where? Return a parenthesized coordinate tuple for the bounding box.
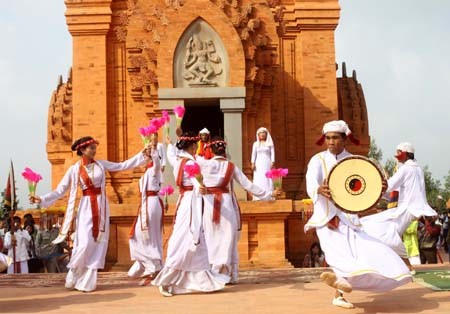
(205, 162, 235, 224)
(79, 162, 102, 241)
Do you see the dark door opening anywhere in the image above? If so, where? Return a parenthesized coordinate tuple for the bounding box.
(181, 99, 224, 137)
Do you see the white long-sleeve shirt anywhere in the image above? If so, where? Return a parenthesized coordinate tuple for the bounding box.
(4, 230, 31, 262)
(304, 149, 361, 231)
(385, 159, 436, 218)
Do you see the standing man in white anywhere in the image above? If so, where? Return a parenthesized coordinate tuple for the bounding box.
(361, 142, 437, 273)
(305, 120, 412, 309)
(4, 216, 31, 274)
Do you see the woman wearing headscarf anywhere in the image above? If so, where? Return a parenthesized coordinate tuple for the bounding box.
(251, 127, 275, 200)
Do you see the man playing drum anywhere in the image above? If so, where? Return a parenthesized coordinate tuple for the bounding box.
(305, 120, 412, 309)
(361, 142, 437, 273)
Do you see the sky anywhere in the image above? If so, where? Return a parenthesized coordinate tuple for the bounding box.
(1, 0, 449, 209)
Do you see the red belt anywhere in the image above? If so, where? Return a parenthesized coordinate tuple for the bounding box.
(145, 190, 159, 197)
(179, 186, 193, 194)
(205, 186, 229, 224)
(82, 187, 101, 197)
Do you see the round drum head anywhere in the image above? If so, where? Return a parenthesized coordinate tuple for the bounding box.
(327, 156, 383, 213)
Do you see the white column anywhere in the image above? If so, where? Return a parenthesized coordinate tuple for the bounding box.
(220, 98, 246, 200)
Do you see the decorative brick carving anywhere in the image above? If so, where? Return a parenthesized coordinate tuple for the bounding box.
(48, 68, 73, 145)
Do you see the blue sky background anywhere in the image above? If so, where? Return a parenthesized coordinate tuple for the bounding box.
(1, 0, 449, 208)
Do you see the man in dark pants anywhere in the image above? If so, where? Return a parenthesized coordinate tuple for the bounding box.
(419, 216, 441, 264)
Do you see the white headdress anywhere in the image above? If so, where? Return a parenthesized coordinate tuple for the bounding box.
(316, 120, 360, 145)
(396, 142, 415, 153)
(256, 127, 274, 147)
(199, 128, 210, 134)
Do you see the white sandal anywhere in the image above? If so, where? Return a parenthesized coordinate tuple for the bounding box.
(158, 285, 173, 297)
(332, 296, 354, 309)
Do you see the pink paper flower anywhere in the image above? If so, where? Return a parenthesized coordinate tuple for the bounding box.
(22, 167, 43, 183)
(22, 167, 43, 196)
(184, 163, 201, 178)
(162, 110, 170, 123)
(279, 168, 289, 177)
(173, 106, 185, 118)
(139, 127, 147, 137)
(159, 185, 175, 196)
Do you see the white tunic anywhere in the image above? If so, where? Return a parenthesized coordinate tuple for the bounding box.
(361, 159, 437, 257)
(152, 145, 229, 294)
(40, 152, 146, 291)
(305, 149, 412, 292)
(128, 149, 164, 277)
(4, 229, 31, 274)
(199, 156, 272, 282)
(251, 142, 274, 200)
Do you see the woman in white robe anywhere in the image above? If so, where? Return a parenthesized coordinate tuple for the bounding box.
(251, 127, 275, 200)
(199, 138, 273, 283)
(128, 145, 164, 284)
(305, 121, 412, 309)
(31, 136, 148, 292)
(152, 132, 229, 296)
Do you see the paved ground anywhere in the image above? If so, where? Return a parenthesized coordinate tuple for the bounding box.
(1, 265, 450, 314)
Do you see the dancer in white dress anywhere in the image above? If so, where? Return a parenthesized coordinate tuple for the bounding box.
(199, 138, 274, 283)
(361, 142, 437, 272)
(128, 144, 164, 285)
(152, 132, 229, 296)
(305, 121, 412, 309)
(30, 136, 149, 292)
(251, 127, 275, 200)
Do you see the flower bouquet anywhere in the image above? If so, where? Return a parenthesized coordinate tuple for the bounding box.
(139, 125, 157, 146)
(161, 110, 170, 136)
(265, 168, 289, 189)
(22, 167, 43, 197)
(159, 184, 174, 213)
(184, 163, 203, 185)
(173, 105, 185, 128)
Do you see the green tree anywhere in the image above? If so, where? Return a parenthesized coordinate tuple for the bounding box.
(440, 170, 450, 208)
(423, 166, 442, 208)
(368, 138, 383, 162)
(384, 158, 397, 178)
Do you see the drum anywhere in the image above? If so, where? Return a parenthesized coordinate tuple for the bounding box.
(327, 155, 385, 213)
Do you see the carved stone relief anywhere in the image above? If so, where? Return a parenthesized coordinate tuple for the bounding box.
(174, 19, 228, 87)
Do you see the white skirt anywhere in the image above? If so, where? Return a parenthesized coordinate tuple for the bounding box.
(203, 193, 239, 282)
(152, 191, 229, 293)
(316, 222, 412, 292)
(128, 196, 163, 277)
(361, 208, 415, 258)
(66, 267, 97, 292)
